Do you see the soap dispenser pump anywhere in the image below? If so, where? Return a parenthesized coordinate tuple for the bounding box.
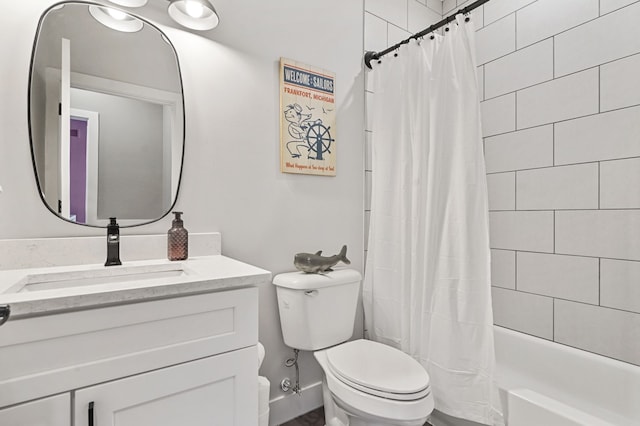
(168, 211, 188, 261)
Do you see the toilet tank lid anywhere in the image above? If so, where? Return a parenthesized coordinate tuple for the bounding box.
(273, 269, 362, 290)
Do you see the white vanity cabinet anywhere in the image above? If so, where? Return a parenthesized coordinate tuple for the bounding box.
(0, 394, 70, 426)
(0, 284, 262, 426)
(75, 347, 256, 426)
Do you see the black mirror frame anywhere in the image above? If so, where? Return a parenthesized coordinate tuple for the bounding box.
(27, 0, 186, 228)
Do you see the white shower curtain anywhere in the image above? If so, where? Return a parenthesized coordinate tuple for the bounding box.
(363, 16, 502, 425)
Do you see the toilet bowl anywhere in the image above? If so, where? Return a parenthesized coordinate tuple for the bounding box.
(316, 339, 434, 426)
(273, 269, 434, 426)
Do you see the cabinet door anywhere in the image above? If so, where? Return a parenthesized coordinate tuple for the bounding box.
(75, 346, 257, 426)
(0, 394, 70, 426)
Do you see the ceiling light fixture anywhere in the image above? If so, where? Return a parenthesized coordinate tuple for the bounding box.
(89, 5, 144, 33)
(107, 0, 148, 7)
(167, 0, 219, 31)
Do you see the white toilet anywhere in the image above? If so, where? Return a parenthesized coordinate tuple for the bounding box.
(273, 269, 434, 426)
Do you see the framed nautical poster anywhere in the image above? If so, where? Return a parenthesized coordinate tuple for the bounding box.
(280, 58, 336, 176)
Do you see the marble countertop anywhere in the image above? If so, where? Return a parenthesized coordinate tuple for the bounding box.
(0, 255, 271, 318)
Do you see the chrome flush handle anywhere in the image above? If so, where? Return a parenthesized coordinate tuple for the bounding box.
(0, 305, 10, 327)
(304, 290, 319, 297)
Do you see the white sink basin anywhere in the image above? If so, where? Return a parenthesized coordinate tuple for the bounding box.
(3, 263, 189, 294)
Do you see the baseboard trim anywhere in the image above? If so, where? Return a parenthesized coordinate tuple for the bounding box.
(268, 381, 324, 426)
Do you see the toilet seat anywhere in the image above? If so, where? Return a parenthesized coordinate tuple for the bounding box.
(326, 339, 431, 401)
(315, 347, 434, 424)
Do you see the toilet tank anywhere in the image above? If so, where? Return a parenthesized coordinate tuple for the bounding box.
(273, 269, 361, 351)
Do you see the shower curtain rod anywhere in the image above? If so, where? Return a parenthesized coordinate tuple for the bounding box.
(363, 0, 491, 69)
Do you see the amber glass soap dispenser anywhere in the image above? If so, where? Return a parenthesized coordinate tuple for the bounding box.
(168, 211, 188, 261)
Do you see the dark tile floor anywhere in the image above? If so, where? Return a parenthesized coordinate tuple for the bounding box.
(280, 407, 433, 426)
(280, 407, 325, 426)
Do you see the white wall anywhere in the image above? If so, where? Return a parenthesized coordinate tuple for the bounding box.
(0, 0, 364, 423)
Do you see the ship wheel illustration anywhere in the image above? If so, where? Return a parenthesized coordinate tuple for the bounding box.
(305, 122, 334, 160)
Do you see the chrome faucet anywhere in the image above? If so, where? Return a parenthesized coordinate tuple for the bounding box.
(105, 217, 122, 266)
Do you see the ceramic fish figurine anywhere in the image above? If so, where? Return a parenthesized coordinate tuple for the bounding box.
(294, 245, 350, 274)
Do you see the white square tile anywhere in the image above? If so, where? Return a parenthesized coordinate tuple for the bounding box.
(555, 106, 640, 165)
(555, 300, 640, 365)
(484, 125, 553, 173)
(601, 157, 640, 209)
(492, 287, 554, 339)
(408, 1, 442, 34)
(387, 23, 411, 48)
(426, 0, 443, 15)
(480, 93, 515, 137)
(517, 252, 599, 304)
(487, 172, 515, 210)
(365, 0, 408, 29)
(475, 13, 515, 65)
(601, 53, 640, 112)
(555, 1, 640, 77)
(516, 0, 599, 49)
(483, 0, 536, 26)
(601, 259, 640, 314)
(516, 163, 599, 210)
(516, 68, 599, 129)
(556, 210, 640, 261)
(443, 0, 457, 15)
(491, 249, 516, 289)
(489, 211, 554, 252)
(484, 39, 553, 99)
(365, 12, 389, 53)
(601, 0, 638, 14)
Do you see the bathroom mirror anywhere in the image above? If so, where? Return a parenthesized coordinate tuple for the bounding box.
(28, 1, 185, 227)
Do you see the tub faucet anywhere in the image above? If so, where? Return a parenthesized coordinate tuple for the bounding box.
(105, 217, 122, 266)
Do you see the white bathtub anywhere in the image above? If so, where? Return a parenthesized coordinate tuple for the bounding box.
(431, 326, 640, 426)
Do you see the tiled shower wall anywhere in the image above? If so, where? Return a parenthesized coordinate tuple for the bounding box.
(365, 0, 640, 367)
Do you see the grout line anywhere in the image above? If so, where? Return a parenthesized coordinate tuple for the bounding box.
(497, 286, 640, 315)
(476, 1, 640, 67)
(514, 91, 518, 130)
(598, 66, 601, 113)
(482, 64, 486, 101)
(514, 171, 518, 210)
(552, 298, 555, 341)
(488, 207, 640, 212)
(553, 210, 556, 253)
(552, 35, 555, 79)
(552, 123, 555, 166)
(493, 325, 640, 367)
(486, 155, 640, 175)
(482, 46, 640, 103)
(514, 251, 518, 290)
(598, 162, 601, 209)
(483, 100, 640, 138)
(598, 257, 601, 306)
(490, 247, 640, 264)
